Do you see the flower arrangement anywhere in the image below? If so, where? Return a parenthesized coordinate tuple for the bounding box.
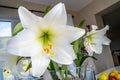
(0, 2, 111, 79)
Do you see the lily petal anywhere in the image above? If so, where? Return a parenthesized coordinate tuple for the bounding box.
(52, 45, 73, 65)
(54, 41, 76, 59)
(44, 3, 67, 26)
(0, 37, 10, 50)
(31, 54, 50, 77)
(0, 50, 18, 71)
(84, 39, 94, 56)
(7, 29, 42, 57)
(6, 55, 18, 71)
(0, 50, 11, 61)
(90, 42, 103, 54)
(102, 36, 111, 45)
(91, 25, 98, 31)
(18, 6, 42, 30)
(95, 25, 109, 36)
(90, 26, 111, 45)
(65, 26, 85, 42)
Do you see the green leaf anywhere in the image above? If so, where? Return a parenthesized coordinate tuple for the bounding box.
(76, 19, 86, 28)
(61, 65, 67, 70)
(48, 61, 60, 80)
(25, 62, 32, 72)
(43, 5, 52, 16)
(73, 36, 84, 55)
(79, 37, 84, 50)
(52, 61, 59, 71)
(12, 23, 23, 36)
(48, 61, 56, 70)
(73, 40, 79, 54)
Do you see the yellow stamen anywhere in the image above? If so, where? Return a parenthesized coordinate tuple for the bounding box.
(46, 47, 50, 53)
(48, 43, 52, 49)
(43, 43, 54, 57)
(44, 48, 47, 52)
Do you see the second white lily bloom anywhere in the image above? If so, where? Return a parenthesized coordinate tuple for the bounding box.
(84, 25, 111, 56)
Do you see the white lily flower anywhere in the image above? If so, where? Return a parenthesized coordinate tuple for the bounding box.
(0, 37, 17, 69)
(84, 25, 111, 56)
(1, 50, 29, 78)
(7, 3, 85, 77)
(1, 50, 18, 71)
(0, 37, 30, 78)
(0, 37, 19, 77)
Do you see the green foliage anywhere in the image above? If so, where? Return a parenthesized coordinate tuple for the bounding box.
(73, 19, 86, 54)
(12, 23, 23, 36)
(48, 61, 65, 80)
(76, 19, 86, 28)
(73, 19, 97, 67)
(25, 62, 32, 72)
(43, 5, 52, 16)
(73, 40, 79, 54)
(73, 36, 84, 54)
(51, 61, 59, 71)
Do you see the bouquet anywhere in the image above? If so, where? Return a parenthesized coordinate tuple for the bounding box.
(0, 2, 111, 80)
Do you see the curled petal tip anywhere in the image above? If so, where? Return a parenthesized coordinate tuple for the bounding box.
(56, 2, 65, 8)
(58, 2, 64, 6)
(18, 6, 29, 15)
(18, 6, 25, 11)
(91, 25, 98, 30)
(105, 25, 109, 30)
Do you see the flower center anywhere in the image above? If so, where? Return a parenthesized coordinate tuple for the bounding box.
(87, 34, 96, 45)
(38, 29, 55, 57)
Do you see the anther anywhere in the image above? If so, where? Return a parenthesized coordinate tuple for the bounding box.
(48, 43, 52, 49)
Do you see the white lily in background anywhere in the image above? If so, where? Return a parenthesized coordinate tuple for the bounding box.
(0, 37, 19, 77)
(0, 37, 10, 51)
(7, 3, 85, 77)
(84, 25, 111, 56)
(0, 50, 28, 78)
(0, 50, 18, 72)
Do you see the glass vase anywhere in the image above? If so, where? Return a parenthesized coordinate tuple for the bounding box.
(13, 67, 82, 80)
(2, 58, 97, 80)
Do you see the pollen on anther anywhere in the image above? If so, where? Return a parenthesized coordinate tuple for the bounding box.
(44, 48, 47, 52)
(48, 43, 52, 49)
(44, 47, 50, 54)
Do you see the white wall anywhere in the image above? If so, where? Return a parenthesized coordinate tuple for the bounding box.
(75, 0, 120, 25)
